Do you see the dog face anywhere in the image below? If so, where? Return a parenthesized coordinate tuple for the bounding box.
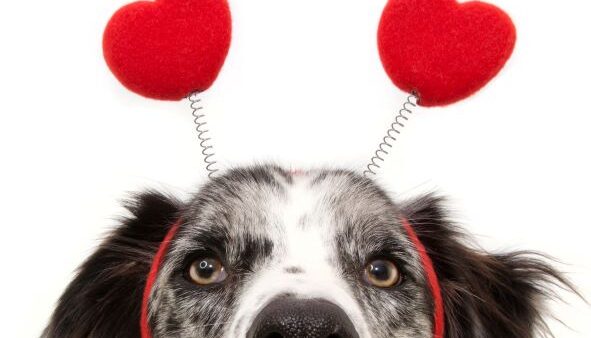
(150, 167, 432, 338)
(44, 165, 570, 338)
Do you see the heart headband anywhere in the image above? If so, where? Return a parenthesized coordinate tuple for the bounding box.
(102, 1, 516, 337)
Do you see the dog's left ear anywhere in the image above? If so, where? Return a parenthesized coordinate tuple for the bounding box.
(43, 191, 182, 338)
(402, 194, 576, 338)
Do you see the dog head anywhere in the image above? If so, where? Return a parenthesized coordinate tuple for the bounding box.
(44, 165, 570, 338)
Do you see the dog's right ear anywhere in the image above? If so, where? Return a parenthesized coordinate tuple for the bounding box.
(42, 191, 182, 338)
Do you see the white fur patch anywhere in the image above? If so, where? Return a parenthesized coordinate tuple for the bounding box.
(226, 173, 372, 338)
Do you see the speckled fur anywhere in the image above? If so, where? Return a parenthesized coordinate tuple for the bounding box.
(44, 165, 574, 338)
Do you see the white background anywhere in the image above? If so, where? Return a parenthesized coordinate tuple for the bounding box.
(1, 0, 590, 337)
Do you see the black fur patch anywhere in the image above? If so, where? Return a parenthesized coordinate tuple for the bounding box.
(42, 191, 182, 338)
(403, 194, 578, 338)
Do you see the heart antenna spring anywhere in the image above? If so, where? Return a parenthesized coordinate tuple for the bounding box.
(189, 92, 219, 179)
(364, 92, 419, 177)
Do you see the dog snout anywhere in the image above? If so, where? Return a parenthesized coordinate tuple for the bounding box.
(246, 297, 359, 338)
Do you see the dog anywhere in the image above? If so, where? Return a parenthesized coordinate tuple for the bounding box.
(43, 165, 572, 338)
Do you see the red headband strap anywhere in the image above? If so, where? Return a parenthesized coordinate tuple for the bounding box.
(141, 220, 182, 338)
(141, 218, 444, 338)
(402, 218, 445, 338)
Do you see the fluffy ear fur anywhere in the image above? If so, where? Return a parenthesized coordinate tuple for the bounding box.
(402, 195, 576, 338)
(43, 191, 182, 338)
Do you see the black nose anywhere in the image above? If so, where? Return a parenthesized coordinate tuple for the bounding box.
(246, 298, 359, 338)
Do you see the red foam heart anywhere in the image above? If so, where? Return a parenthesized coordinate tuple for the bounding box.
(378, 0, 516, 107)
(103, 0, 232, 101)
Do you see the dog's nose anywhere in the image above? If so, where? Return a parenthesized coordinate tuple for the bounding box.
(246, 298, 359, 338)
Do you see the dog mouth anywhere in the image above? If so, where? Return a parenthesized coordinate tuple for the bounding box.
(246, 297, 360, 338)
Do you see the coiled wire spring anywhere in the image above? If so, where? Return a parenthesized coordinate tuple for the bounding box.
(188, 92, 219, 178)
(364, 93, 419, 177)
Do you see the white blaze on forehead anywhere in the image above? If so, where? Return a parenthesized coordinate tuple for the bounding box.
(227, 173, 372, 338)
(282, 175, 327, 266)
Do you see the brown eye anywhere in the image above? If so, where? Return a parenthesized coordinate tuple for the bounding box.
(364, 259, 400, 288)
(188, 257, 227, 285)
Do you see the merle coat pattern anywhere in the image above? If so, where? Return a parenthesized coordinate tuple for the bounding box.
(44, 165, 573, 338)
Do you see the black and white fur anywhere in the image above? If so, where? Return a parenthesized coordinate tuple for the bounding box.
(44, 165, 573, 338)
